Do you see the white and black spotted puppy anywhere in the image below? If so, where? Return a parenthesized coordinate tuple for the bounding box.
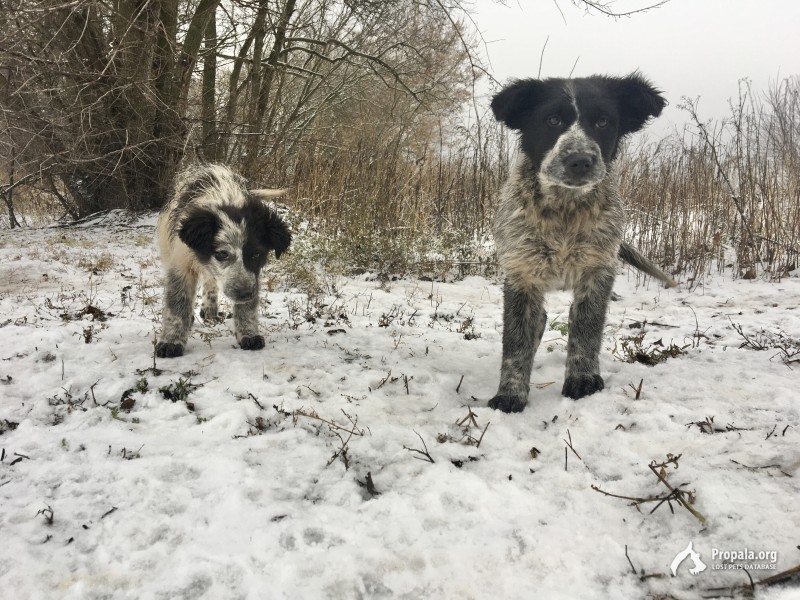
(489, 73, 675, 413)
(155, 164, 291, 358)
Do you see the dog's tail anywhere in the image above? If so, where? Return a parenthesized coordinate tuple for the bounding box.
(250, 188, 289, 200)
(618, 242, 677, 288)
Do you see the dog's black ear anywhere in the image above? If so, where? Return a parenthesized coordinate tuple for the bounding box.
(258, 210, 292, 259)
(491, 79, 547, 130)
(612, 73, 667, 136)
(178, 208, 218, 257)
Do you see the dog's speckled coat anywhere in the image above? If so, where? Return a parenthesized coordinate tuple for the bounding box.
(488, 74, 674, 412)
(155, 164, 291, 358)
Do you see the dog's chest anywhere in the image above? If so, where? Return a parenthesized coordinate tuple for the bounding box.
(497, 198, 622, 291)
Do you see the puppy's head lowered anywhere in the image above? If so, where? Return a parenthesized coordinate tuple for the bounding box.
(492, 73, 666, 191)
(178, 198, 291, 303)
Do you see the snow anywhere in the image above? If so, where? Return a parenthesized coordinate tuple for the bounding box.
(0, 218, 798, 600)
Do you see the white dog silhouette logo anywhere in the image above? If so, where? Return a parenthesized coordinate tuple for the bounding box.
(671, 542, 707, 576)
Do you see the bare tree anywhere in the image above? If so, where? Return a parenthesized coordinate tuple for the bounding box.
(0, 0, 221, 216)
(0, 0, 668, 224)
(570, 0, 669, 17)
(0, 0, 482, 218)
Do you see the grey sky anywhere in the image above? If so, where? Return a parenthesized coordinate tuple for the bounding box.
(472, 0, 800, 137)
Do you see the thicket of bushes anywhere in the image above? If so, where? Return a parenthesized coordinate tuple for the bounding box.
(619, 78, 800, 284)
(2, 3, 797, 283)
(281, 76, 800, 283)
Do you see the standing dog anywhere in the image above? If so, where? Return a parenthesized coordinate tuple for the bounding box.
(488, 73, 675, 413)
(155, 164, 291, 358)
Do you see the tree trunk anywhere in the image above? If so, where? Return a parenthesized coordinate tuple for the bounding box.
(220, 27, 256, 161)
(242, 0, 297, 178)
(133, 0, 220, 210)
(3, 163, 20, 228)
(201, 11, 219, 161)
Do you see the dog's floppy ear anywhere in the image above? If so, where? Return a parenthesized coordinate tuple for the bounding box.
(491, 79, 547, 130)
(612, 73, 667, 136)
(178, 207, 218, 257)
(258, 210, 292, 259)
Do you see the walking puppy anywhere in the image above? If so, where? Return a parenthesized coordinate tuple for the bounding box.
(155, 164, 291, 358)
(489, 73, 675, 413)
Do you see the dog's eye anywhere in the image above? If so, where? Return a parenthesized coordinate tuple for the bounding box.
(546, 115, 562, 127)
(596, 117, 610, 128)
(214, 250, 230, 261)
(251, 252, 261, 261)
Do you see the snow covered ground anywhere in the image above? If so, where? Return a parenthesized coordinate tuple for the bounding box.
(0, 216, 798, 600)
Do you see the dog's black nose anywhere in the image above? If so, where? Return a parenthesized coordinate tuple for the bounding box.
(565, 153, 595, 176)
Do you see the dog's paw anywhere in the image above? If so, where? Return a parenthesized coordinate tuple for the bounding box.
(199, 308, 223, 323)
(155, 341, 184, 358)
(562, 374, 604, 399)
(239, 335, 265, 350)
(488, 394, 528, 413)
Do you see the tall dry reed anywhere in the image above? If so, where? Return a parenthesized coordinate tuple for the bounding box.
(619, 78, 800, 285)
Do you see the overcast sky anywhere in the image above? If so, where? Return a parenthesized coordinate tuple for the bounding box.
(471, 0, 800, 137)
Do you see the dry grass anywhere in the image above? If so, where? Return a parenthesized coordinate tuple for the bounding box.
(278, 77, 799, 282)
(6, 78, 798, 284)
(619, 78, 800, 285)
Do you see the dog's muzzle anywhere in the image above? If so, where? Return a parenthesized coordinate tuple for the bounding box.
(559, 151, 603, 187)
(565, 152, 595, 177)
(540, 127, 606, 189)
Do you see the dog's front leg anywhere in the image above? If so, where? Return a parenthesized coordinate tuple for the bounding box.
(199, 274, 221, 322)
(562, 268, 615, 399)
(489, 282, 547, 413)
(156, 269, 198, 358)
(233, 293, 265, 350)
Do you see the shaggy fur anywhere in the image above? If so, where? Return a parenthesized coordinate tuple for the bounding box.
(488, 73, 675, 412)
(155, 164, 291, 358)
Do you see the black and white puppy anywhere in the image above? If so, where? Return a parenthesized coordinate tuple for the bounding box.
(488, 73, 675, 413)
(155, 164, 291, 358)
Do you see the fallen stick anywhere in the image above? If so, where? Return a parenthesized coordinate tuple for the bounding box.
(294, 408, 365, 436)
(648, 462, 706, 524)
